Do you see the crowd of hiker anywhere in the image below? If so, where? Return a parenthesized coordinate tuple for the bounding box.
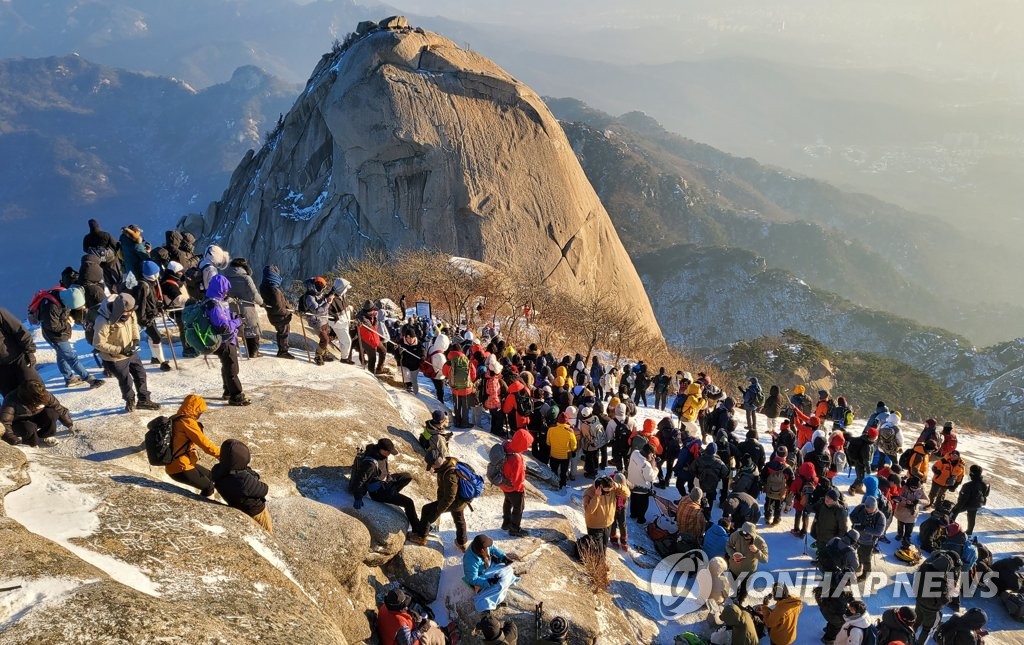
(1, 218, 1010, 645)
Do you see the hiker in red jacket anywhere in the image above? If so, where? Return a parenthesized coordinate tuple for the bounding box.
(500, 428, 533, 537)
(501, 376, 530, 436)
(938, 422, 958, 457)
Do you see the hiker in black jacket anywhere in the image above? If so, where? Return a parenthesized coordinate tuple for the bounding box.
(738, 429, 767, 471)
(877, 606, 917, 645)
(259, 265, 294, 359)
(37, 288, 104, 388)
(0, 307, 39, 397)
(950, 464, 990, 536)
(77, 254, 108, 309)
(82, 218, 118, 256)
(211, 439, 272, 532)
(351, 438, 418, 530)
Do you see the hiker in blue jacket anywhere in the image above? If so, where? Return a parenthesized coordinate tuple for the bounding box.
(462, 534, 520, 612)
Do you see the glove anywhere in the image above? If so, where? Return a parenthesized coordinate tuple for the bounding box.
(123, 346, 136, 357)
(487, 576, 500, 585)
(353, 498, 364, 510)
(25, 353, 36, 368)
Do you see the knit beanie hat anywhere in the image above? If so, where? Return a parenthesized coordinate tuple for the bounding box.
(690, 488, 703, 503)
(897, 606, 917, 625)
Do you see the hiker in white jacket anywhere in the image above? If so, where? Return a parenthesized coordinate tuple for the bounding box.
(627, 444, 657, 524)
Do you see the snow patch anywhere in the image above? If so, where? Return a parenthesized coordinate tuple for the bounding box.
(195, 522, 227, 536)
(4, 462, 161, 597)
(0, 576, 90, 631)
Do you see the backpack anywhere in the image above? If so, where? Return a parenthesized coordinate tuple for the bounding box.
(348, 446, 375, 494)
(83, 304, 102, 346)
(898, 447, 915, 470)
(676, 436, 702, 470)
(732, 470, 757, 496)
(846, 623, 878, 645)
(182, 266, 205, 299)
(797, 479, 815, 508)
(612, 420, 632, 454)
(454, 461, 484, 500)
(182, 300, 221, 354)
(27, 288, 64, 326)
(420, 349, 442, 379)
(514, 389, 534, 417)
(765, 468, 788, 499)
(831, 450, 848, 473)
(675, 633, 709, 645)
(741, 604, 768, 641)
(753, 389, 765, 409)
(449, 354, 471, 390)
(819, 539, 849, 573)
(878, 424, 900, 454)
(144, 415, 187, 466)
(486, 443, 512, 487)
(484, 377, 502, 409)
(1002, 591, 1024, 621)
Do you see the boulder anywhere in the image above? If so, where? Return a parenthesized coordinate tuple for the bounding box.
(379, 15, 409, 30)
(381, 544, 444, 602)
(269, 496, 371, 587)
(356, 20, 378, 34)
(343, 500, 411, 566)
(199, 23, 661, 339)
(810, 359, 836, 380)
(0, 452, 348, 644)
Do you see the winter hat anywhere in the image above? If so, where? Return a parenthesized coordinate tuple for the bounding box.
(925, 418, 936, 427)
(689, 488, 703, 503)
(793, 385, 805, 395)
(826, 488, 840, 501)
(776, 446, 788, 458)
(808, 415, 821, 428)
(682, 372, 693, 382)
(907, 476, 921, 489)
(549, 617, 569, 639)
(924, 439, 937, 452)
(818, 390, 828, 399)
(969, 464, 983, 477)
(746, 429, 757, 440)
(643, 418, 655, 434)
(556, 412, 568, 425)
(837, 396, 847, 406)
(424, 448, 443, 468)
(477, 615, 502, 640)
(897, 606, 917, 625)
(866, 427, 879, 440)
(431, 410, 446, 424)
(542, 385, 553, 395)
(579, 406, 594, 419)
(946, 522, 962, 537)
(845, 529, 860, 544)
(166, 260, 184, 275)
(384, 588, 408, 610)
(813, 436, 826, 450)
(942, 421, 954, 432)
(863, 496, 878, 511)
(706, 442, 718, 456)
(739, 522, 756, 537)
(141, 261, 160, 280)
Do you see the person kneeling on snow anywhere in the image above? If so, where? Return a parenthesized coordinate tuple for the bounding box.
(211, 438, 272, 533)
(0, 379, 74, 447)
(376, 588, 446, 645)
(462, 534, 520, 612)
(166, 394, 220, 497)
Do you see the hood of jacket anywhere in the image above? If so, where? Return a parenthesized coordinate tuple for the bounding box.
(797, 461, 818, 482)
(723, 396, 735, 411)
(180, 232, 196, 251)
(120, 226, 142, 244)
(262, 265, 282, 288)
(708, 556, 727, 576)
(429, 334, 450, 355)
(207, 274, 231, 300)
(863, 475, 879, 497)
(686, 382, 702, 397)
(220, 438, 251, 470)
(555, 365, 567, 379)
(333, 277, 351, 297)
(88, 218, 101, 233)
(507, 428, 532, 453)
(101, 293, 135, 321)
(960, 608, 987, 631)
(721, 605, 743, 627)
(165, 230, 183, 248)
(176, 394, 208, 418)
(614, 403, 627, 422)
(204, 245, 230, 269)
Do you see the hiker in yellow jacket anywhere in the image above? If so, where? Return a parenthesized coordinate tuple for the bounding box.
(547, 412, 577, 490)
(681, 382, 705, 423)
(760, 583, 803, 645)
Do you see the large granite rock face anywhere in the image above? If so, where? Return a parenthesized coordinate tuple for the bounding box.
(192, 18, 660, 337)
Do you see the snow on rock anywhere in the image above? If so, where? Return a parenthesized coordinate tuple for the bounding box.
(0, 576, 88, 632)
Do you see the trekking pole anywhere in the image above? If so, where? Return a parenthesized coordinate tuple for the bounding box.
(292, 314, 313, 363)
(230, 298, 250, 360)
(0, 585, 22, 593)
(161, 311, 179, 371)
(535, 602, 544, 642)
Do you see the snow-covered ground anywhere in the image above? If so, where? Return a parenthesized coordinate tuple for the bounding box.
(4, 326, 1024, 643)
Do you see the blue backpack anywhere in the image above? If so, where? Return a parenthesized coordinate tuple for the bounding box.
(847, 623, 879, 645)
(454, 461, 484, 500)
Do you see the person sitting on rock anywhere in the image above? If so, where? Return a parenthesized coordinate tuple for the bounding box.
(211, 438, 272, 533)
(407, 450, 471, 550)
(351, 437, 419, 532)
(475, 614, 518, 645)
(462, 534, 520, 612)
(0, 379, 74, 447)
(535, 616, 570, 644)
(166, 394, 220, 497)
(375, 588, 447, 645)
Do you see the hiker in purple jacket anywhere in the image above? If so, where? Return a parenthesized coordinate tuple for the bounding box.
(205, 274, 250, 406)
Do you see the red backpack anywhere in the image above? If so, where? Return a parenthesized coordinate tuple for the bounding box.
(27, 287, 64, 326)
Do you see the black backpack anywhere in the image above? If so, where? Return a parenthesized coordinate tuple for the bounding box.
(182, 266, 205, 300)
(819, 539, 849, 574)
(144, 415, 186, 466)
(514, 389, 534, 417)
(348, 447, 376, 494)
(741, 604, 768, 641)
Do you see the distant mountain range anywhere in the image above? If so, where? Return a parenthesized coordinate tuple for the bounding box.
(0, 55, 297, 311)
(547, 98, 1024, 347)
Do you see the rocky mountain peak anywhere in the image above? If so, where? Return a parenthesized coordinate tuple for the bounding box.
(188, 18, 661, 336)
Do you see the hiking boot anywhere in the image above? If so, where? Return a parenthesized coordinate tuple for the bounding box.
(159, 361, 172, 372)
(610, 535, 619, 546)
(200, 487, 215, 498)
(228, 395, 252, 407)
(501, 522, 511, 532)
(619, 536, 629, 550)
(322, 353, 336, 362)
(455, 542, 468, 553)
(790, 529, 806, 538)
(150, 358, 161, 365)
(137, 399, 161, 411)
(405, 532, 427, 546)
(42, 437, 58, 446)
(878, 536, 891, 544)
(86, 377, 105, 389)
(65, 376, 84, 387)
(510, 528, 530, 537)
(221, 391, 230, 400)
(124, 399, 136, 413)
(314, 355, 325, 366)
(277, 351, 295, 359)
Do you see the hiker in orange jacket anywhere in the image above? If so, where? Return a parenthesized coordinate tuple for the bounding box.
(166, 394, 221, 497)
(500, 428, 533, 537)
